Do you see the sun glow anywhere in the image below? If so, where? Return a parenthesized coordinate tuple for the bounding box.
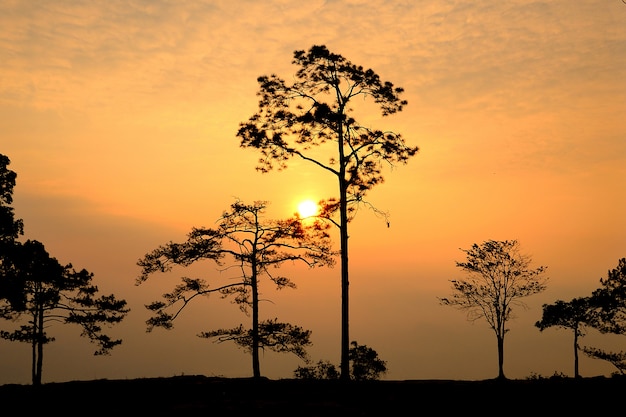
(297, 199, 319, 218)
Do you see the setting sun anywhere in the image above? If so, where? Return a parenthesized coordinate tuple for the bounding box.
(297, 199, 319, 218)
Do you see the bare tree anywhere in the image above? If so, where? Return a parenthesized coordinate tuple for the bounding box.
(439, 239, 548, 379)
(236, 45, 418, 379)
(136, 199, 335, 378)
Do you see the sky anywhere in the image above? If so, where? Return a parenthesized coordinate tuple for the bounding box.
(1, 0, 625, 384)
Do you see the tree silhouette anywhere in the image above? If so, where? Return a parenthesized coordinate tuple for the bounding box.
(0, 154, 23, 242)
(0, 154, 128, 385)
(535, 297, 595, 378)
(439, 239, 548, 379)
(0, 154, 25, 316)
(236, 45, 418, 379)
(590, 258, 626, 334)
(0, 240, 129, 385)
(580, 258, 626, 374)
(136, 199, 335, 378)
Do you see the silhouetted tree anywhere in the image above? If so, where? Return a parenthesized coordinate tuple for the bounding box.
(349, 341, 387, 380)
(580, 258, 626, 375)
(0, 240, 129, 385)
(136, 199, 335, 378)
(293, 340, 387, 380)
(535, 297, 595, 378)
(0, 154, 23, 243)
(0, 154, 25, 317)
(0, 155, 128, 385)
(439, 239, 548, 379)
(237, 45, 418, 379)
(590, 258, 626, 334)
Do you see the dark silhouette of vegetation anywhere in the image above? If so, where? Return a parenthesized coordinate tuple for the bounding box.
(535, 297, 595, 378)
(136, 199, 335, 378)
(439, 239, 548, 379)
(582, 258, 626, 374)
(0, 155, 23, 241)
(199, 318, 312, 364)
(294, 359, 341, 380)
(0, 155, 129, 385)
(0, 154, 25, 316)
(294, 341, 387, 381)
(536, 258, 626, 377)
(582, 347, 626, 375)
(3, 375, 626, 415)
(590, 258, 626, 334)
(237, 44, 418, 379)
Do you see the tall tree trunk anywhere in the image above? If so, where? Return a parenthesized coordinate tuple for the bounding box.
(497, 334, 505, 380)
(33, 305, 44, 386)
(573, 328, 580, 378)
(30, 324, 37, 386)
(339, 177, 349, 381)
(251, 259, 261, 378)
(338, 113, 350, 381)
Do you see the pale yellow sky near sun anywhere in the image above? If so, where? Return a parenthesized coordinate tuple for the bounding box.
(1, 0, 625, 384)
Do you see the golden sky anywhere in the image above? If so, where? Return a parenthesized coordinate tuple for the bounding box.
(1, 0, 625, 384)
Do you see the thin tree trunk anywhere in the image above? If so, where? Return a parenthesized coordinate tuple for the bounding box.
(251, 258, 261, 378)
(338, 117, 350, 382)
(339, 178, 349, 381)
(574, 328, 580, 378)
(497, 334, 505, 380)
(31, 323, 37, 385)
(33, 305, 44, 386)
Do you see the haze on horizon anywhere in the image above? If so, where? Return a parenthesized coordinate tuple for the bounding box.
(1, 0, 625, 385)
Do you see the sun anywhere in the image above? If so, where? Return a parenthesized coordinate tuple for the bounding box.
(297, 199, 319, 218)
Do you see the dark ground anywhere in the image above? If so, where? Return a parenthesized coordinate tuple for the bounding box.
(1, 374, 624, 416)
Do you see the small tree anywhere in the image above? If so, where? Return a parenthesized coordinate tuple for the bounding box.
(293, 341, 387, 381)
(0, 240, 129, 385)
(136, 200, 335, 378)
(439, 239, 548, 379)
(237, 45, 418, 379)
(349, 341, 387, 381)
(535, 297, 595, 378)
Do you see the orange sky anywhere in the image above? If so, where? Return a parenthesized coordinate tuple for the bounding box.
(1, 0, 625, 384)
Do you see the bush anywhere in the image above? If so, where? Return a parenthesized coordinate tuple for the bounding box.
(293, 341, 387, 380)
